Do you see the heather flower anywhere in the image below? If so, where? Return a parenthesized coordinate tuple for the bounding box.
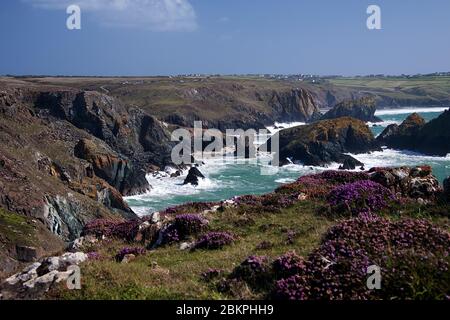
(272, 216, 450, 300)
(273, 252, 306, 278)
(235, 193, 297, 213)
(326, 180, 396, 215)
(275, 170, 369, 200)
(194, 231, 234, 250)
(87, 251, 101, 260)
(230, 255, 272, 290)
(161, 214, 208, 244)
(83, 218, 141, 240)
(115, 247, 146, 262)
(273, 275, 309, 300)
(161, 202, 218, 217)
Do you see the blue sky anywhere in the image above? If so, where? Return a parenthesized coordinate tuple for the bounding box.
(1, 0, 450, 76)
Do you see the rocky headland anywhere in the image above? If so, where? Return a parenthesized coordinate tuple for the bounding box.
(377, 109, 450, 156)
(319, 97, 382, 123)
(267, 117, 380, 167)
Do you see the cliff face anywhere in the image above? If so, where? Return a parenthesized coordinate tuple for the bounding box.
(377, 110, 450, 156)
(320, 97, 382, 122)
(94, 79, 321, 130)
(271, 117, 380, 166)
(0, 81, 177, 276)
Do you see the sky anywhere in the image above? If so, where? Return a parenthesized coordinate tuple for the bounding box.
(1, 0, 450, 76)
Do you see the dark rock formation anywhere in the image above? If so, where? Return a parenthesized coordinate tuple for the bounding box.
(34, 89, 174, 185)
(74, 139, 148, 195)
(339, 157, 362, 170)
(183, 167, 205, 186)
(267, 117, 379, 166)
(369, 166, 441, 200)
(321, 97, 382, 122)
(444, 177, 450, 200)
(377, 110, 450, 156)
(377, 113, 425, 149)
(268, 88, 319, 123)
(151, 86, 320, 130)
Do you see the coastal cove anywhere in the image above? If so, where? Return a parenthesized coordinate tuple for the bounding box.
(126, 107, 450, 215)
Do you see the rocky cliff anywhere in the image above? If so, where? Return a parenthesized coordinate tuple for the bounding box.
(320, 97, 382, 122)
(0, 80, 176, 276)
(377, 110, 450, 156)
(268, 117, 380, 167)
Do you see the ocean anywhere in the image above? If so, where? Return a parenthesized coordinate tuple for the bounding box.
(126, 107, 450, 216)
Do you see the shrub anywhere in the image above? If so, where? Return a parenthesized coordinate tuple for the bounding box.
(275, 171, 370, 200)
(161, 202, 218, 217)
(201, 268, 224, 282)
(272, 215, 450, 300)
(87, 251, 101, 260)
(235, 193, 297, 213)
(318, 171, 369, 184)
(115, 247, 146, 262)
(273, 252, 306, 278)
(326, 180, 396, 215)
(161, 214, 208, 244)
(83, 218, 141, 240)
(231, 256, 272, 290)
(194, 231, 234, 250)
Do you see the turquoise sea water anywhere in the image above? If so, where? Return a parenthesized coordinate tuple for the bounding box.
(126, 107, 450, 215)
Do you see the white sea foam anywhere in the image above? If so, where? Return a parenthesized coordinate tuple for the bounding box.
(275, 178, 296, 184)
(367, 120, 400, 128)
(348, 148, 450, 170)
(266, 121, 306, 134)
(375, 107, 449, 116)
(126, 108, 450, 215)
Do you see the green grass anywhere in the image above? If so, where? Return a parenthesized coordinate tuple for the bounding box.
(49, 201, 333, 300)
(0, 208, 36, 246)
(45, 192, 450, 300)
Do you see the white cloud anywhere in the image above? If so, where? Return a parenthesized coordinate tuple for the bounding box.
(23, 0, 198, 31)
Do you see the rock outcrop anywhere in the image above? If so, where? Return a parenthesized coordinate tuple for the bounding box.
(0, 82, 176, 276)
(268, 117, 379, 166)
(0, 252, 87, 299)
(377, 113, 425, 149)
(443, 177, 450, 200)
(377, 110, 450, 156)
(320, 97, 382, 122)
(183, 167, 205, 186)
(368, 166, 441, 200)
(34, 89, 174, 190)
(74, 139, 148, 195)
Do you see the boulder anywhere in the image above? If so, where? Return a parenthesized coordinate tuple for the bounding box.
(132, 221, 162, 247)
(120, 254, 136, 264)
(377, 113, 426, 149)
(267, 117, 379, 166)
(443, 177, 450, 200)
(183, 167, 205, 186)
(369, 166, 441, 200)
(339, 156, 362, 170)
(16, 246, 38, 263)
(321, 97, 382, 122)
(1, 252, 87, 299)
(74, 138, 148, 195)
(377, 110, 450, 156)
